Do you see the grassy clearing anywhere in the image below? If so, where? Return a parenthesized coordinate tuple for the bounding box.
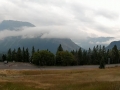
(0, 67, 120, 90)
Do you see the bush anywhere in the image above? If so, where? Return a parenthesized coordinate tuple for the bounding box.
(56, 51, 76, 66)
(99, 57, 105, 69)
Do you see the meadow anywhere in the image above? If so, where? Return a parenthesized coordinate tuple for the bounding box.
(0, 67, 120, 90)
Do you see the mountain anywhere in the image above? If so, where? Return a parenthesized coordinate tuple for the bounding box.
(0, 37, 80, 53)
(0, 20, 81, 53)
(0, 20, 35, 30)
(106, 41, 120, 50)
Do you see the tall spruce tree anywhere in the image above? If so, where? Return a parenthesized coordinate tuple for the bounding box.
(17, 47, 22, 62)
(25, 48, 29, 62)
(22, 47, 25, 62)
(11, 49, 17, 61)
(111, 45, 119, 63)
(31, 46, 35, 62)
(32, 46, 35, 56)
(7, 48, 12, 61)
(78, 48, 83, 65)
(88, 48, 92, 64)
(2, 54, 6, 61)
(57, 44, 63, 52)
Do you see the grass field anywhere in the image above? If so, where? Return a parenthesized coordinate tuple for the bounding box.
(0, 67, 120, 90)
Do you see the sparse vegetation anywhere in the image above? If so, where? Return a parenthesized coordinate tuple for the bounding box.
(0, 67, 120, 90)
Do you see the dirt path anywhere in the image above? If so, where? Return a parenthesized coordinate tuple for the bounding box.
(0, 62, 120, 70)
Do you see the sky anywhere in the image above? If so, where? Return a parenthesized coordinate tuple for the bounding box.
(0, 0, 120, 49)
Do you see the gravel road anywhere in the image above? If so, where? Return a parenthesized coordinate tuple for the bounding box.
(0, 62, 120, 70)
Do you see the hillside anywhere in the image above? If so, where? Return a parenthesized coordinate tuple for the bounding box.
(106, 40, 120, 50)
(0, 20, 81, 53)
(0, 37, 80, 53)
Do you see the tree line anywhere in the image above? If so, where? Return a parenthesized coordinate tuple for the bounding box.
(1, 44, 120, 67)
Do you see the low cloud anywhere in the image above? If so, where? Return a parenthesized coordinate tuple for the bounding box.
(0, 26, 88, 40)
(0, 0, 120, 49)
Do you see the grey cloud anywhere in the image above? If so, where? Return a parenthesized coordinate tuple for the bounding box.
(0, 26, 88, 40)
(0, 0, 70, 26)
(92, 25, 113, 33)
(75, 37, 115, 49)
(96, 10, 119, 20)
(70, 3, 95, 24)
(0, 0, 120, 48)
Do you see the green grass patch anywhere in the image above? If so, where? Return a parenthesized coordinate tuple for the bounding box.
(0, 82, 43, 90)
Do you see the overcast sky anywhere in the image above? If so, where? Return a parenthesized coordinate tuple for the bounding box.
(0, 0, 120, 49)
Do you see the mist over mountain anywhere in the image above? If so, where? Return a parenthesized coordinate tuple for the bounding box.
(0, 37, 80, 53)
(0, 20, 35, 30)
(78, 37, 114, 49)
(106, 40, 120, 50)
(0, 20, 80, 53)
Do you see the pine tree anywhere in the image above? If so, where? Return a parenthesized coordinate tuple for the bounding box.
(17, 47, 22, 62)
(22, 47, 25, 62)
(57, 44, 63, 52)
(31, 46, 35, 62)
(112, 45, 119, 63)
(78, 48, 83, 65)
(82, 50, 87, 65)
(25, 48, 29, 62)
(2, 54, 6, 61)
(7, 48, 12, 61)
(88, 48, 92, 64)
(11, 49, 17, 62)
(32, 46, 35, 56)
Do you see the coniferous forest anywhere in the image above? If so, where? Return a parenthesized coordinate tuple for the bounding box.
(1, 44, 120, 66)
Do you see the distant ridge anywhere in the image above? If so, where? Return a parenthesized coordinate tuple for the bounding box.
(0, 20, 35, 30)
(106, 40, 120, 50)
(0, 20, 81, 53)
(0, 37, 80, 53)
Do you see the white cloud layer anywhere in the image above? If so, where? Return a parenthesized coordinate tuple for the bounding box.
(0, 0, 120, 49)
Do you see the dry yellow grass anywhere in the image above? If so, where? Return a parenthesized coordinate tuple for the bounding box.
(0, 67, 120, 90)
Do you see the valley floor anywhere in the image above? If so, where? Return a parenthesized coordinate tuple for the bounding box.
(0, 64, 120, 90)
(0, 63, 120, 90)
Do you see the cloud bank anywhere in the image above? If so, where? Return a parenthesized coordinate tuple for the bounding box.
(0, 0, 120, 49)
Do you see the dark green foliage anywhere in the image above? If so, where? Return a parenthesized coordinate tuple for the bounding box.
(17, 47, 22, 62)
(22, 47, 25, 62)
(33, 50, 55, 66)
(32, 46, 35, 56)
(4, 44, 120, 66)
(82, 50, 87, 65)
(7, 48, 12, 61)
(78, 48, 83, 65)
(30, 46, 35, 62)
(25, 48, 29, 62)
(56, 51, 76, 66)
(99, 57, 105, 69)
(32, 52, 40, 65)
(111, 45, 119, 64)
(87, 48, 92, 64)
(2, 54, 6, 61)
(71, 45, 108, 65)
(11, 49, 17, 61)
(57, 44, 63, 52)
(6, 47, 29, 62)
